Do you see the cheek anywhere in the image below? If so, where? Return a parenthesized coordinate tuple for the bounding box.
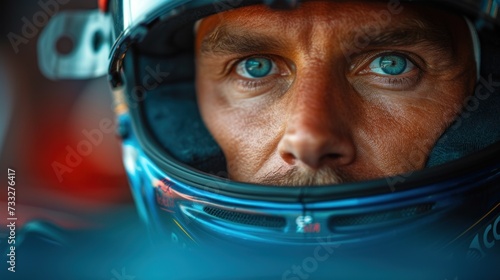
(196, 76, 283, 178)
(196, 73, 235, 160)
(355, 82, 467, 176)
(226, 108, 285, 178)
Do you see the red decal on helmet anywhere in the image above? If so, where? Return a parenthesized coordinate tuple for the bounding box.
(154, 178, 175, 210)
(98, 0, 109, 12)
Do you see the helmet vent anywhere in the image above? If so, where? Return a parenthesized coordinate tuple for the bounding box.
(203, 206, 286, 229)
(329, 203, 435, 231)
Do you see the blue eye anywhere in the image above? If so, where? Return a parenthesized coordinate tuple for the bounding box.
(236, 57, 278, 79)
(368, 54, 414, 75)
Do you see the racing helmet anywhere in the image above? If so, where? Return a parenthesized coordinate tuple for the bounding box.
(38, 0, 500, 276)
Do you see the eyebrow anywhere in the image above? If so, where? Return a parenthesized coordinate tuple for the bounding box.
(361, 19, 452, 51)
(200, 23, 288, 55)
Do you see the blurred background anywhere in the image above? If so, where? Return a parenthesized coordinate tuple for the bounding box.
(0, 1, 132, 230)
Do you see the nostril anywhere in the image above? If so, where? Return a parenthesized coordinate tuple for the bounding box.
(324, 151, 354, 166)
(280, 151, 296, 165)
(324, 153, 342, 160)
(316, 153, 343, 167)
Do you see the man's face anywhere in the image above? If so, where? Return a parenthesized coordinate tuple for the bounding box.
(195, 1, 476, 186)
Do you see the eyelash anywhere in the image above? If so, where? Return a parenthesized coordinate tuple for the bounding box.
(236, 78, 269, 91)
(228, 55, 288, 91)
(379, 75, 421, 88)
(355, 51, 423, 89)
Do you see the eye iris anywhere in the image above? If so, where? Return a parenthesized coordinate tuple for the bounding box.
(379, 55, 407, 75)
(245, 58, 272, 78)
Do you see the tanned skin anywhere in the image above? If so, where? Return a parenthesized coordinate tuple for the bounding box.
(195, 1, 476, 186)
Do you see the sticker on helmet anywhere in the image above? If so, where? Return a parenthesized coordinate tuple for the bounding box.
(296, 215, 321, 233)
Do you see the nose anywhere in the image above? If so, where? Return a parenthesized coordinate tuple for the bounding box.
(278, 72, 356, 170)
(279, 128, 355, 169)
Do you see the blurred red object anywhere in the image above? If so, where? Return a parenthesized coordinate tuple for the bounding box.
(0, 1, 132, 229)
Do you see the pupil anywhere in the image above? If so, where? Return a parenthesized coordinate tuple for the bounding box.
(245, 58, 272, 78)
(379, 55, 407, 75)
